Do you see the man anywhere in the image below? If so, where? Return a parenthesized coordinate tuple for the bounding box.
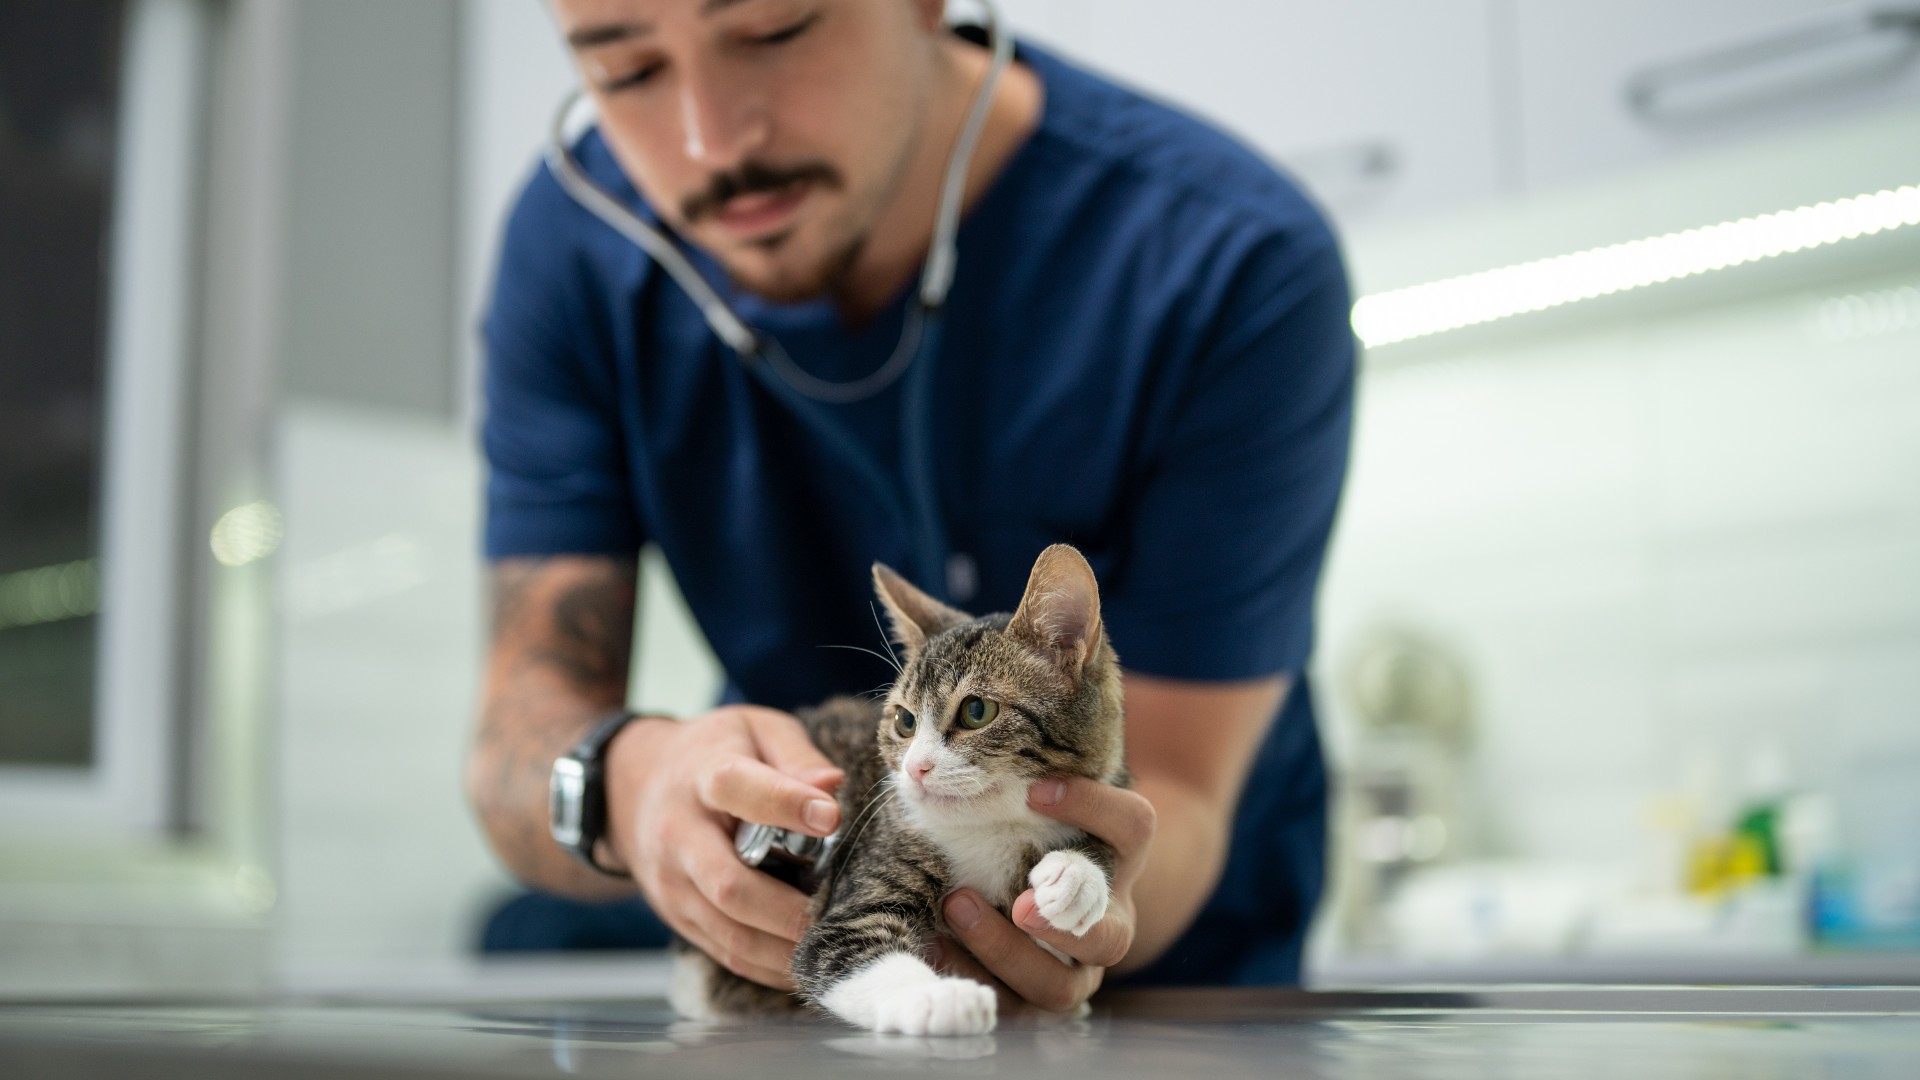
(468, 0, 1353, 1012)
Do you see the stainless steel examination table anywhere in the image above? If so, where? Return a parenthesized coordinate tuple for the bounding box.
(4, 983, 1919, 1078)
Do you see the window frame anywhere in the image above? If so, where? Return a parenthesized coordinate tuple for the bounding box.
(0, 0, 210, 836)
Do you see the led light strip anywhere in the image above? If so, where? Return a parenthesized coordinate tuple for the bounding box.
(1352, 183, 1920, 348)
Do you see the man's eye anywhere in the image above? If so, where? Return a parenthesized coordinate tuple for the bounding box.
(752, 13, 817, 46)
(603, 63, 663, 92)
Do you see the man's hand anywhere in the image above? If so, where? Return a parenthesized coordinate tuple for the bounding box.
(603, 705, 844, 991)
(932, 776, 1156, 1015)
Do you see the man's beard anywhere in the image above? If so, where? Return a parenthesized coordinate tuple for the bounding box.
(723, 226, 869, 304)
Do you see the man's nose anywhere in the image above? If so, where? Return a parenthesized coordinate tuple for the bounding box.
(677, 62, 770, 171)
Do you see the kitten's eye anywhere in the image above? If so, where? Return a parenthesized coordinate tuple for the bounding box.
(893, 706, 916, 738)
(958, 696, 999, 730)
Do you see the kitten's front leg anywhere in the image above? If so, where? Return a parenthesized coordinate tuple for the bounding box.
(1027, 840, 1115, 937)
(794, 901, 996, 1035)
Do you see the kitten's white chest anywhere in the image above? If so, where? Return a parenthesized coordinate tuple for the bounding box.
(911, 793, 1080, 909)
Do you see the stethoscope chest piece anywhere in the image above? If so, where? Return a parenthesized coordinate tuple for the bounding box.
(736, 819, 841, 890)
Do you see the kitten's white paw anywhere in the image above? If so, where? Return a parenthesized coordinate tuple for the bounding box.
(819, 953, 997, 1036)
(667, 947, 720, 1022)
(1029, 850, 1109, 937)
(872, 977, 997, 1036)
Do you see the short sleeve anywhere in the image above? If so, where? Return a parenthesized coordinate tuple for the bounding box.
(1102, 227, 1356, 680)
(480, 168, 645, 559)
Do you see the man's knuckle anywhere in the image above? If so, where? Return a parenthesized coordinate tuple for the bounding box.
(1081, 965, 1106, 997)
(710, 869, 750, 911)
(1034, 980, 1080, 1014)
(694, 764, 725, 805)
(1129, 799, 1157, 844)
(717, 923, 754, 963)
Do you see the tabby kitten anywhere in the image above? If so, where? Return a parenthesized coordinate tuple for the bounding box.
(671, 543, 1129, 1035)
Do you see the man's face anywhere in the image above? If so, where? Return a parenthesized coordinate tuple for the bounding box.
(551, 0, 941, 302)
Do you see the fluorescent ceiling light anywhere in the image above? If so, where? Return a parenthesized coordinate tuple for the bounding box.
(1353, 183, 1920, 348)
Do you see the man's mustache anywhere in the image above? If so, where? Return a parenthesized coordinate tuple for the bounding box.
(681, 160, 843, 224)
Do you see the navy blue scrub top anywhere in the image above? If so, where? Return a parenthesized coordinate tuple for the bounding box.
(481, 37, 1355, 986)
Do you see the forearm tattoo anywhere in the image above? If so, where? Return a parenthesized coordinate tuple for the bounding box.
(471, 555, 638, 894)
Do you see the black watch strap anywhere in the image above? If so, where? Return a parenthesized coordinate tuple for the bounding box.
(549, 709, 643, 876)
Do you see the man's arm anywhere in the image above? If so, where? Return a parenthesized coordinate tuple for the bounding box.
(466, 554, 847, 988)
(1115, 669, 1286, 970)
(466, 554, 640, 900)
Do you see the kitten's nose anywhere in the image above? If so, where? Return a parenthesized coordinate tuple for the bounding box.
(909, 758, 935, 781)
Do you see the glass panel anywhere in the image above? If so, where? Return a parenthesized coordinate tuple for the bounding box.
(0, 0, 127, 767)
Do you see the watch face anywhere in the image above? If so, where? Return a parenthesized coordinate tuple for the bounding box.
(550, 757, 587, 848)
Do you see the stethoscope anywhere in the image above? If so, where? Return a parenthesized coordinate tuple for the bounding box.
(543, 1, 1012, 598)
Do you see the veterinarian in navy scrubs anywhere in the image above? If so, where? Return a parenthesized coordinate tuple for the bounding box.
(469, 0, 1353, 1003)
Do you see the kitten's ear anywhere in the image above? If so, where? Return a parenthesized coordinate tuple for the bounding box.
(1008, 544, 1104, 678)
(871, 562, 969, 654)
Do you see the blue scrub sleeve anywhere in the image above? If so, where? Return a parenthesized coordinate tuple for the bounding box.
(481, 175, 645, 559)
(1102, 230, 1355, 681)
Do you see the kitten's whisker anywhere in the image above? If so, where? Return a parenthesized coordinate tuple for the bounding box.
(832, 773, 896, 847)
(817, 643, 902, 674)
(868, 602, 901, 670)
(824, 779, 899, 886)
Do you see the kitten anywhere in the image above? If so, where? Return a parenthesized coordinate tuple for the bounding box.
(670, 543, 1130, 1035)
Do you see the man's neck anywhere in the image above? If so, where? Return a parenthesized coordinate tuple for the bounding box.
(831, 35, 1042, 324)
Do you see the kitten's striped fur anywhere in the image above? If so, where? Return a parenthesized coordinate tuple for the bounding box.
(673, 544, 1129, 1034)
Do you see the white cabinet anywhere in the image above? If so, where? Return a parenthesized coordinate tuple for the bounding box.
(992, 1, 1920, 225)
(1512, 0, 1920, 190)
(994, 0, 1507, 223)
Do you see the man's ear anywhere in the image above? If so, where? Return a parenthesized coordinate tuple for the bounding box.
(1007, 544, 1105, 679)
(872, 562, 970, 654)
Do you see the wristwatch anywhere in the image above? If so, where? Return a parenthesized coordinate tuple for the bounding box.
(549, 709, 643, 876)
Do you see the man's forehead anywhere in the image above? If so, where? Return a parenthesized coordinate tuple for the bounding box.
(551, 0, 769, 48)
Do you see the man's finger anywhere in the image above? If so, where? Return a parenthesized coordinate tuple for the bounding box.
(942, 889, 1101, 1015)
(668, 878, 799, 991)
(1028, 777, 1156, 856)
(744, 708, 844, 790)
(927, 938, 1096, 1026)
(1009, 889, 1132, 969)
(682, 832, 814, 944)
(698, 755, 842, 837)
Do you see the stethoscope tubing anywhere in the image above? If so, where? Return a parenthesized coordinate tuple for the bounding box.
(540, 2, 1011, 598)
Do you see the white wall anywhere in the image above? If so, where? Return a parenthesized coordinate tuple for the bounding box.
(274, 403, 505, 975)
(1315, 104, 1920, 886)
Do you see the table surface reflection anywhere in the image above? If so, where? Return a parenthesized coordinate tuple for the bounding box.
(4, 986, 1919, 1078)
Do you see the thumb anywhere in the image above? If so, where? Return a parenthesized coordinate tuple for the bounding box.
(742, 707, 843, 792)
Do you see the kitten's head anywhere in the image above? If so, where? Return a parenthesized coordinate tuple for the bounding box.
(870, 544, 1125, 818)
